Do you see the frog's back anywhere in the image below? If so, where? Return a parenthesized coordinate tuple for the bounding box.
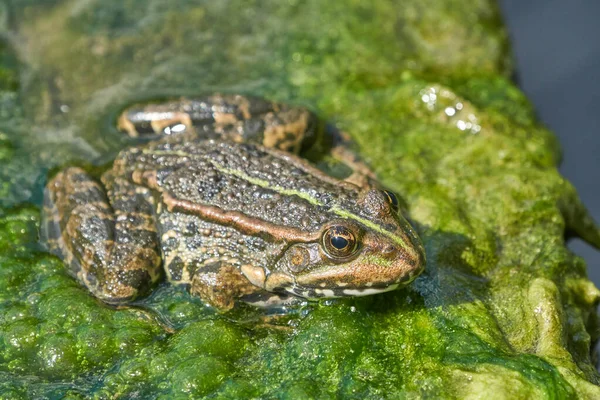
(116, 139, 362, 232)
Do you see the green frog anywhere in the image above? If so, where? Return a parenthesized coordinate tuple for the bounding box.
(41, 94, 425, 311)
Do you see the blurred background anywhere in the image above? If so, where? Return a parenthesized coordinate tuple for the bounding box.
(499, 1, 600, 285)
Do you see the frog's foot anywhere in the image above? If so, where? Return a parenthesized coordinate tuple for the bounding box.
(42, 167, 163, 304)
(117, 94, 318, 154)
(328, 144, 377, 188)
(190, 262, 302, 312)
(190, 262, 260, 312)
(327, 132, 411, 213)
(323, 126, 379, 188)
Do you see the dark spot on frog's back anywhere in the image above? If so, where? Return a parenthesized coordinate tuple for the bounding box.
(186, 221, 198, 233)
(111, 198, 153, 214)
(163, 236, 179, 252)
(185, 236, 204, 251)
(123, 213, 149, 228)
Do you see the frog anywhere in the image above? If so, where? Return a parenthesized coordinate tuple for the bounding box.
(41, 94, 425, 311)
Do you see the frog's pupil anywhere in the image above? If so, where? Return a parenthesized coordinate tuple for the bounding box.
(384, 190, 398, 207)
(331, 235, 349, 250)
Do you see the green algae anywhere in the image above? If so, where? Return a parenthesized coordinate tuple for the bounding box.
(0, 0, 599, 398)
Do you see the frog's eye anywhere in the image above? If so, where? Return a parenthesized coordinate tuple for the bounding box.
(322, 226, 358, 259)
(383, 190, 399, 212)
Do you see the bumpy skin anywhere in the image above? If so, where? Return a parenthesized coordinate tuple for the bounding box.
(117, 94, 317, 154)
(42, 95, 425, 311)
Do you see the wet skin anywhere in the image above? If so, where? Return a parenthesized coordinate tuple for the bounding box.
(42, 94, 425, 311)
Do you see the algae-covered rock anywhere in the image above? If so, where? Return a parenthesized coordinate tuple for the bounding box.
(1, 1, 599, 398)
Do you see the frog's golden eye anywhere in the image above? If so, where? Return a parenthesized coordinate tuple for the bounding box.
(322, 226, 358, 259)
(383, 190, 399, 212)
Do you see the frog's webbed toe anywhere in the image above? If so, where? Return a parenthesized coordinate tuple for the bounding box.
(42, 167, 163, 304)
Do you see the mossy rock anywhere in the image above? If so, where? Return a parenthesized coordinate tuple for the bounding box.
(0, 1, 599, 398)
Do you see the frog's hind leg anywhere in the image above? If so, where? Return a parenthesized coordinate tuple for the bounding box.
(117, 94, 317, 154)
(42, 167, 163, 304)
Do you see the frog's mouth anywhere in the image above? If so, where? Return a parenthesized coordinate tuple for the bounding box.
(261, 269, 405, 299)
(285, 283, 401, 300)
(262, 262, 422, 300)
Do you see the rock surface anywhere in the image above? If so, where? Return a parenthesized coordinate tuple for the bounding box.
(0, 1, 599, 398)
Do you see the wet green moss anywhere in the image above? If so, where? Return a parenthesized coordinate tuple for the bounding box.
(0, 0, 599, 398)
(0, 41, 18, 93)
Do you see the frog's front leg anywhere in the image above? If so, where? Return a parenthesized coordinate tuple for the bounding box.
(190, 263, 300, 312)
(117, 94, 317, 154)
(42, 167, 163, 304)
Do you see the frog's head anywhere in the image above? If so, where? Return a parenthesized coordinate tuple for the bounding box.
(265, 189, 426, 299)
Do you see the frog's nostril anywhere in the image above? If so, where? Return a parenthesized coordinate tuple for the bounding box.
(382, 245, 397, 258)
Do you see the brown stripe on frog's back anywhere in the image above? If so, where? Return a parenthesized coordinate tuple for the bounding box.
(162, 192, 321, 244)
